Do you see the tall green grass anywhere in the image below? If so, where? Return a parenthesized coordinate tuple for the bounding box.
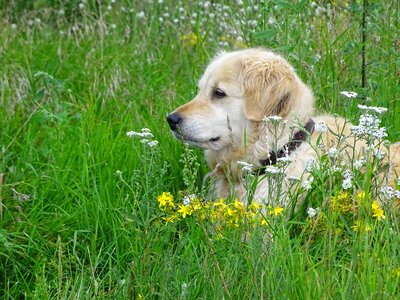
(1, 1, 399, 298)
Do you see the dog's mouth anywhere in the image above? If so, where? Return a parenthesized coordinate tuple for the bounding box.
(172, 130, 220, 146)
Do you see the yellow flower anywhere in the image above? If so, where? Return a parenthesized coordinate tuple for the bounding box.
(356, 191, 366, 203)
(157, 192, 174, 209)
(260, 218, 269, 227)
(371, 200, 385, 220)
(351, 220, 372, 232)
(177, 204, 192, 219)
(214, 198, 226, 208)
(248, 201, 261, 212)
(269, 206, 284, 217)
(181, 32, 198, 46)
(163, 214, 179, 223)
(233, 199, 245, 211)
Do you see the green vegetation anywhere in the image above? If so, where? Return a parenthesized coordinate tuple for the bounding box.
(1, 1, 399, 298)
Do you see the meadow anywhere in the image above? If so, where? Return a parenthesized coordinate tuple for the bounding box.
(1, 0, 400, 298)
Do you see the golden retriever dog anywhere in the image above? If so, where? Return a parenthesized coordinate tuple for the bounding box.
(167, 48, 400, 209)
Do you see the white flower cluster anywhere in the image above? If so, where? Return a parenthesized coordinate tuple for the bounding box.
(303, 175, 314, 190)
(307, 206, 321, 218)
(342, 170, 353, 190)
(350, 114, 387, 140)
(358, 105, 388, 114)
(340, 91, 358, 98)
(265, 165, 284, 175)
(183, 194, 196, 206)
(237, 161, 254, 173)
(127, 128, 158, 147)
(380, 186, 400, 199)
(314, 120, 327, 133)
(263, 115, 283, 123)
(328, 147, 339, 158)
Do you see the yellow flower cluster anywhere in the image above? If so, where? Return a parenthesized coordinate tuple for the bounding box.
(329, 191, 385, 232)
(156, 193, 284, 229)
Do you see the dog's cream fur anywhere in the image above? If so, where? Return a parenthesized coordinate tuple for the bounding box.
(168, 48, 400, 208)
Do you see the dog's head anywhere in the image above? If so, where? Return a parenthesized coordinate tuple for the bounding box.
(167, 48, 314, 151)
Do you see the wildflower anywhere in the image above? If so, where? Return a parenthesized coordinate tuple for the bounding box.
(351, 220, 372, 232)
(356, 191, 366, 203)
(115, 170, 122, 177)
(380, 186, 394, 199)
(342, 178, 353, 190)
(350, 114, 387, 139)
(314, 120, 327, 133)
(269, 205, 284, 216)
(371, 200, 385, 220)
(137, 11, 145, 19)
(214, 198, 226, 208)
(358, 105, 388, 114)
(303, 175, 314, 190)
(330, 192, 352, 213)
(178, 204, 192, 218)
(79, 3, 85, 9)
(395, 190, 400, 199)
(163, 214, 179, 223)
(354, 157, 366, 170)
(181, 33, 198, 46)
(340, 91, 358, 98)
(110, 23, 117, 30)
(264, 165, 284, 175)
(260, 218, 269, 226)
(305, 156, 316, 172)
(147, 140, 158, 148)
(237, 161, 254, 172)
(248, 202, 261, 212)
(307, 207, 321, 218)
(328, 147, 339, 158)
(233, 199, 245, 211)
(263, 115, 283, 123)
(157, 192, 174, 209)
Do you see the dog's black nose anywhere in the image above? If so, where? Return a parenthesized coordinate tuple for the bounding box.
(166, 112, 182, 131)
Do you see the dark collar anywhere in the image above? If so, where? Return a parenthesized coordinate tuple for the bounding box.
(258, 119, 315, 174)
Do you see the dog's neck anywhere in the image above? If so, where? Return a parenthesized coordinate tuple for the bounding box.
(205, 111, 312, 184)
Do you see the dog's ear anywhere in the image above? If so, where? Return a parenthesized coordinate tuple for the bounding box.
(240, 55, 298, 121)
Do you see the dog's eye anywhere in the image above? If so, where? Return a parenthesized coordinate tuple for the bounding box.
(214, 88, 226, 99)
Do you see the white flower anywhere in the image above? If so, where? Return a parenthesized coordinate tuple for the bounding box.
(307, 207, 321, 218)
(381, 186, 394, 199)
(110, 23, 117, 29)
(303, 176, 314, 190)
(183, 194, 196, 206)
(305, 156, 316, 172)
(147, 140, 159, 147)
(357, 105, 388, 114)
(374, 150, 385, 159)
(115, 170, 122, 177)
(394, 190, 400, 199)
(126, 128, 154, 139)
(340, 91, 358, 98)
(314, 120, 327, 133)
(328, 147, 339, 158)
(79, 3, 85, 9)
(350, 113, 387, 139)
(265, 165, 284, 175)
(342, 178, 352, 190)
(288, 176, 300, 182)
(11, 23, 17, 30)
(277, 156, 292, 165)
(343, 170, 353, 179)
(137, 11, 145, 19)
(237, 161, 254, 172)
(354, 157, 366, 170)
(264, 115, 283, 123)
